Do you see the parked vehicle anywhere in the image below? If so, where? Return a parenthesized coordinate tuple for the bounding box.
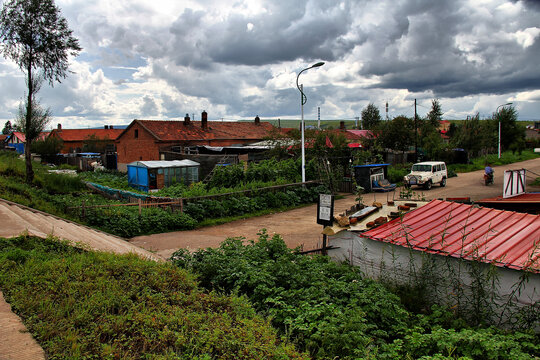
(403, 161, 447, 190)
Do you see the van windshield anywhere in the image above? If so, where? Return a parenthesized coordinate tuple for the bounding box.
(412, 164, 432, 172)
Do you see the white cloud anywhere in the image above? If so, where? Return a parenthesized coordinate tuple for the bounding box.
(514, 27, 540, 48)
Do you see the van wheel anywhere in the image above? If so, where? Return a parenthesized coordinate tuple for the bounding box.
(440, 178, 446, 187)
(424, 180, 432, 190)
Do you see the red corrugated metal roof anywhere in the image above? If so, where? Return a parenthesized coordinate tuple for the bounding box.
(133, 120, 275, 141)
(478, 193, 540, 203)
(363, 199, 540, 272)
(51, 128, 123, 141)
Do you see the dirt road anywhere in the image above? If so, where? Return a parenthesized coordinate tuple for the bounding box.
(131, 158, 540, 259)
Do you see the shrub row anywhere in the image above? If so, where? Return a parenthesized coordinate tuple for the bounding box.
(81, 184, 328, 237)
(0, 235, 307, 359)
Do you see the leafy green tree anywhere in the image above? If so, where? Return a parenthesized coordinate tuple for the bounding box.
(0, 0, 81, 183)
(2, 120, 13, 134)
(493, 105, 522, 154)
(426, 99, 443, 127)
(307, 130, 349, 193)
(452, 113, 495, 160)
(375, 115, 414, 153)
(417, 99, 445, 159)
(82, 134, 111, 153)
(31, 135, 62, 158)
(361, 103, 382, 129)
(15, 95, 51, 150)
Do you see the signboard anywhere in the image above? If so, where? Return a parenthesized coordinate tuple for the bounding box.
(317, 194, 334, 226)
(503, 169, 526, 198)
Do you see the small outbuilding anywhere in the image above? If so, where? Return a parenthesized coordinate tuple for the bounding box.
(327, 199, 539, 327)
(353, 163, 393, 192)
(127, 160, 200, 192)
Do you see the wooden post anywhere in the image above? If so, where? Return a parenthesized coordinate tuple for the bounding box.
(138, 198, 142, 216)
(81, 200, 86, 220)
(180, 198, 183, 213)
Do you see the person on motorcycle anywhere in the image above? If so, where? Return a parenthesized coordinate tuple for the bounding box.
(484, 164, 494, 185)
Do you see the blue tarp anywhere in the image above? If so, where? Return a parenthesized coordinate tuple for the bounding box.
(7, 143, 24, 154)
(127, 165, 150, 192)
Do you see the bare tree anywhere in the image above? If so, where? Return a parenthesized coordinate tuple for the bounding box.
(0, 0, 81, 182)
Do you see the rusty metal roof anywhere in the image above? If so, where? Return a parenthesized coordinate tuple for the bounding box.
(363, 199, 540, 272)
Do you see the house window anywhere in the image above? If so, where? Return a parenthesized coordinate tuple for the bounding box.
(134, 129, 139, 139)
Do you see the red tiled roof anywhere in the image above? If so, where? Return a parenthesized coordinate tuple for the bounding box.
(363, 199, 540, 272)
(51, 128, 123, 141)
(132, 120, 275, 141)
(346, 130, 374, 139)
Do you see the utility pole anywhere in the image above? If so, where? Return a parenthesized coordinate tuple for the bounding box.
(318, 107, 321, 129)
(386, 101, 389, 120)
(355, 116, 359, 129)
(414, 99, 418, 162)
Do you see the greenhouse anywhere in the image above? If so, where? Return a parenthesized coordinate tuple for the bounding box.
(127, 160, 200, 192)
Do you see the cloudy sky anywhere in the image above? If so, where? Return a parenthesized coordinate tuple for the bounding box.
(1, 0, 539, 129)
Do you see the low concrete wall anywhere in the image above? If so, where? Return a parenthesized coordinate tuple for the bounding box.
(328, 231, 539, 328)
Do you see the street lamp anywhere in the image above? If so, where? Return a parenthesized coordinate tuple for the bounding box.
(296, 61, 325, 183)
(497, 102, 513, 159)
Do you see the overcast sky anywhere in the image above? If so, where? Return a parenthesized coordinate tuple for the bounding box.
(1, 0, 539, 129)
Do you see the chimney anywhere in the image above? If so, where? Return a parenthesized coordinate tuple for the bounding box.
(57, 123, 62, 131)
(254, 115, 260, 125)
(110, 125, 114, 129)
(184, 113, 191, 125)
(201, 111, 208, 130)
(340, 121, 345, 130)
(104, 125, 109, 129)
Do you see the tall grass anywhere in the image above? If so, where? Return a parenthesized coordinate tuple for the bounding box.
(0, 235, 308, 359)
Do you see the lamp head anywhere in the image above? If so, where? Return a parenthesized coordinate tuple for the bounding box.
(311, 62, 325, 68)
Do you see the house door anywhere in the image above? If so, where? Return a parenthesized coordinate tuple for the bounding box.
(149, 169, 157, 189)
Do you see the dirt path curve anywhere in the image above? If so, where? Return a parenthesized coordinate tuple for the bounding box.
(131, 158, 540, 259)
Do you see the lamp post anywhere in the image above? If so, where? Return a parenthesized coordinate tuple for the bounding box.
(296, 61, 325, 183)
(497, 102, 513, 159)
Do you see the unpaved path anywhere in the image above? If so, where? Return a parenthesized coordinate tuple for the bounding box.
(131, 158, 540, 259)
(0, 198, 161, 261)
(0, 198, 163, 360)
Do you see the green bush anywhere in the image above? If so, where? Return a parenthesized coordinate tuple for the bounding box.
(171, 232, 540, 359)
(0, 235, 307, 359)
(172, 231, 411, 359)
(83, 207, 197, 237)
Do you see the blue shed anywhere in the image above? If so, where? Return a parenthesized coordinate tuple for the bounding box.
(127, 160, 200, 192)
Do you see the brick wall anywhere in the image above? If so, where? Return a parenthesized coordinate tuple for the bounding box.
(117, 123, 161, 171)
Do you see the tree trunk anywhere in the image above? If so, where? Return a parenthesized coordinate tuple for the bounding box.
(25, 62, 34, 183)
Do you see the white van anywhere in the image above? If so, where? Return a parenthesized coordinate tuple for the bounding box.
(403, 161, 447, 190)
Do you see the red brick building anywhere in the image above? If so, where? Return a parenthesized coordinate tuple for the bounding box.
(115, 112, 276, 171)
(49, 124, 123, 154)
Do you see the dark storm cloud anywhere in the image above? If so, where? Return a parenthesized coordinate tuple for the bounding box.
(359, 0, 540, 98)
(168, 1, 356, 67)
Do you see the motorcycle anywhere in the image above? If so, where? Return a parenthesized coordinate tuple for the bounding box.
(484, 171, 494, 186)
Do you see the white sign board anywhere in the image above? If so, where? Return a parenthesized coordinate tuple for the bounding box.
(317, 194, 334, 226)
(503, 169, 526, 198)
